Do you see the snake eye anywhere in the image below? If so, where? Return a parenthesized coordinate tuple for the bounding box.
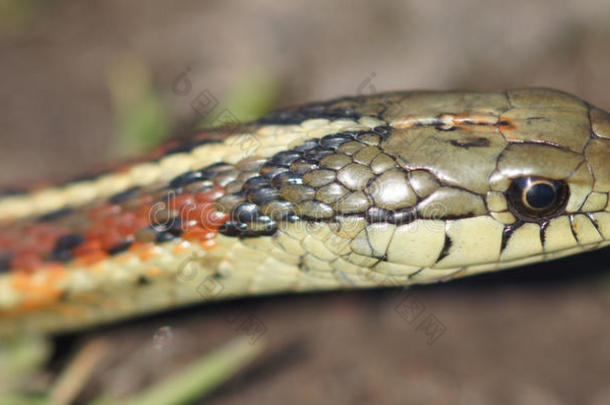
(506, 177, 569, 221)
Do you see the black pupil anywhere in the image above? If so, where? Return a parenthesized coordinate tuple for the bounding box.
(526, 183, 556, 209)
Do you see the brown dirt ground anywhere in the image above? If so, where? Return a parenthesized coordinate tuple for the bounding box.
(2, 1, 610, 404)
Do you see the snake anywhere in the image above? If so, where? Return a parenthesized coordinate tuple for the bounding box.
(1, 87, 609, 336)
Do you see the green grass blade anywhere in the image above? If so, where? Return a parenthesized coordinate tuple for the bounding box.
(122, 336, 265, 405)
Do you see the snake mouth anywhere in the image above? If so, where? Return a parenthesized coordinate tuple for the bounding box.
(453, 239, 610, 280)
(282, 216, 610, 287)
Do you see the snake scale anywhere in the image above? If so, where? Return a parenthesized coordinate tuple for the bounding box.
(1, 88, 609, 336)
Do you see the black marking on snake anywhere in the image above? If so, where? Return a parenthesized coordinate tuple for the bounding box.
(108, 239, 134, 255)
(51, 248, 73, 262)
(436, 235, 453, 262)
(109, 186, 141, 205)
(233, 203, 262, 223)
(539, 220, 550, 247)
(51, 233, 85, 263)
(0, 187, 27, 198)
(378, 253, 390, 263)
(525, 117, 547, 124)
(55, 234, 85, 251)
(247, 186, 280, 206)
(365, 206, 392, 223)
(321, 133, 358, 149)
(586, 213, 604, 237)
(57, 290, 69, 302)
(271, 151, 303, 166)
(0, 254, 12, 273)
(169, 218, 192, 236)
(136, 275, 151, 286)
(372, 126, 392, 139)
(568, 214, 580, 244)
(219, 221, 249, 237)
(254, 98, 362, 125)
(243, 176, 271, 193)
(38, 207, 74, 223)
(154, 229, 179, 243)
(501, 221, 525, 253)
(388, 208, 418, 225)
(169, 170, 205, 189)
(407, 268, 425, 279)
(435, 125, 458, 132)
(270, 172, 302, 188)
(449, 138, 491, 149)
(196, 162, 236, 183)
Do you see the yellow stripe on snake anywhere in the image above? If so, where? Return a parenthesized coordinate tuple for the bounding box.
(1, 88, 609, 336)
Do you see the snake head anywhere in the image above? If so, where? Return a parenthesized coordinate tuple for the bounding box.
(227, 89, 610, 282)
(377, 88, 610, 278)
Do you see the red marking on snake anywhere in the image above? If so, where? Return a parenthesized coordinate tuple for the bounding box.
(0, 184, 230, 274)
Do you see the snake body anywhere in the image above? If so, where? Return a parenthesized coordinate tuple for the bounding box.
(1, 88, 610, 335)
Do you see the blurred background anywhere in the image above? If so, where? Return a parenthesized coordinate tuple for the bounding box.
(1, 1, 610, 404)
